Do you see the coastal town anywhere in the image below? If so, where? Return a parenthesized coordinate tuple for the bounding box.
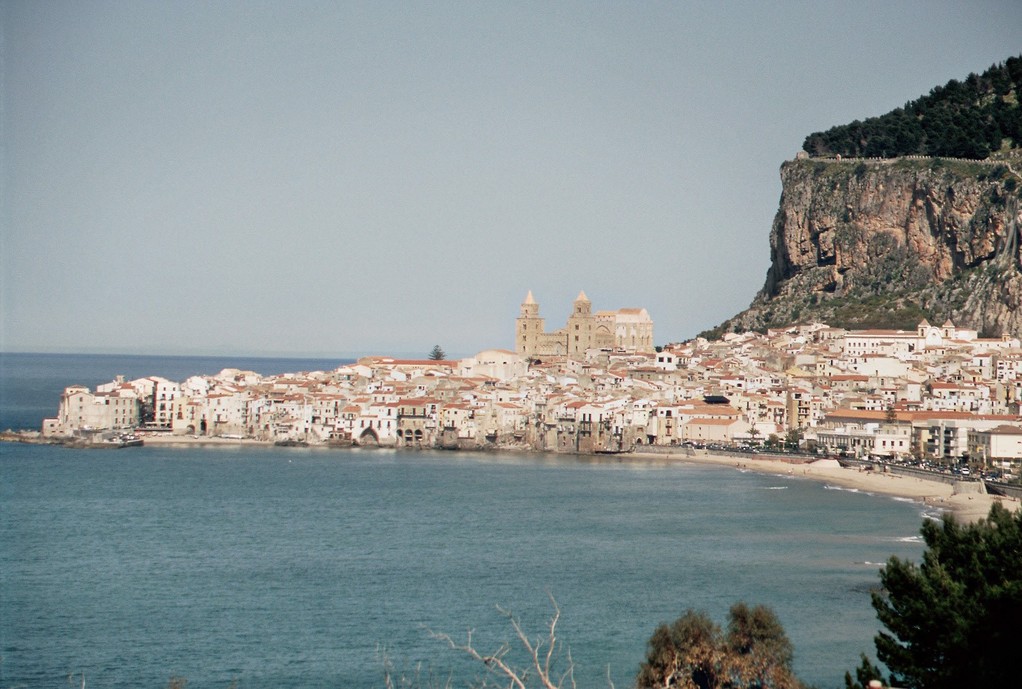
(33, 291, 1022, 485)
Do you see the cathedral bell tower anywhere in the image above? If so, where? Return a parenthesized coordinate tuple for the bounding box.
(566, 290, 594, 357)
(515, 291, 544, 358)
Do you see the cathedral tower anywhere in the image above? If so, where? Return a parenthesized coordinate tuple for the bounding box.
(566, 290, 595, 357)
(515, 291, 544, 358)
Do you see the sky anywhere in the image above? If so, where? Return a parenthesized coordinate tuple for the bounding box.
(2, 1, 1021, 359)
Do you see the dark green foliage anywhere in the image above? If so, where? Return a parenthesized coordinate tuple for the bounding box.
(823, 294, 933, 332)
(870, 503, 1022, 689)
(696, 323, 729, 341)
(843, 655, 887, 689)
(636, 604, 801, 689)
(427, 345, 446, 360)
(699, 290, 936, 340)
(987, 164, 1009, 180)
(803, 56, 1022, 159)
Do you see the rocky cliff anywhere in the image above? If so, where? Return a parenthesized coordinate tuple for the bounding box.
(717, 154, 1022, 337)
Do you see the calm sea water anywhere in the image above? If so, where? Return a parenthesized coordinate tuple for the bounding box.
(0, 355, 928, 689)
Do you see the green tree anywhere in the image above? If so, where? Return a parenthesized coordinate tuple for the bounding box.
(801, 55, 1022, 159)
(784, 428, 802, 451)
(637, 610, 720, 689)
(427, 345, 446, 361)
(636, 603, 801, 689)
(725, 603, 796, 688)
(869, 503, 1022, 689)
(843, 654, 887, 689)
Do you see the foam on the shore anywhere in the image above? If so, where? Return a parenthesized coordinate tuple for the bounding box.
(628, 449, 1019, 524)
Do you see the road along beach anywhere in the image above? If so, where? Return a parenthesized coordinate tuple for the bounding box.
(630, 449, 1019, 524)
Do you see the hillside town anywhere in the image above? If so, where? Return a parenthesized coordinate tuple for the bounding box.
(38, 292, 1022, 477)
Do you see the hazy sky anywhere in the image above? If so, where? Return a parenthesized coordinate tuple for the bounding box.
(3, 1, 1020, 358)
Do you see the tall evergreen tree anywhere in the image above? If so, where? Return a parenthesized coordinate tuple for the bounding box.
(870, 503, 1022, 689)
(803, 55, 1022, 159)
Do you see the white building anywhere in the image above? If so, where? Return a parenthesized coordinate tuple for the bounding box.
(459, 349, 528, 381)
(968, 425, 1022, 467)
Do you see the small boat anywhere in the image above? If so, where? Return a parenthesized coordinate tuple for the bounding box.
(118, 434, 144, 448)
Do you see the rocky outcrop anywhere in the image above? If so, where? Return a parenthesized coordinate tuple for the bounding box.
(719, 154, 1022, 336)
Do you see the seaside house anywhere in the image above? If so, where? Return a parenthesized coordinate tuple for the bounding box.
(681, 416, 744, 444)
(816, 409, 914, 459)
(968, 425, 1022, 469)
(395, 397, 439, 446)
(170, 397, 207, 435)
(206, 391, 250, 436)
(45, 384, 140, 437)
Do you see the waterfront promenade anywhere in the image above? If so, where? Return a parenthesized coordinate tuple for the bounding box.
(630, 448, 1019, 523)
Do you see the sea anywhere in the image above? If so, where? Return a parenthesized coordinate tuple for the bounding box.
(0, 353, 930, 689)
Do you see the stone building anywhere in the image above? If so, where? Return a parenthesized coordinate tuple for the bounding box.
(43, 385, 140, 436)
(515, 290, 654, 359)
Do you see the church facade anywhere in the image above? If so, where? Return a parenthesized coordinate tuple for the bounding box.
(515, 290, 654, 359)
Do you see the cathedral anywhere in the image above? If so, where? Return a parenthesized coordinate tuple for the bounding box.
(515, 290, 654, 359)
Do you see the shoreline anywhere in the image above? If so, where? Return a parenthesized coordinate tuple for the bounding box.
(6, 431, 1018, 522)
(630, 449, 1020, 524)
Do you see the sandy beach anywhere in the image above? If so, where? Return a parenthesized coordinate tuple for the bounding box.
(631, 450, 1020, 524)
(137, 433, 275, 448)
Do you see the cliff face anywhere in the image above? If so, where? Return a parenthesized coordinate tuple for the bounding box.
(721, 155, 1022, 336)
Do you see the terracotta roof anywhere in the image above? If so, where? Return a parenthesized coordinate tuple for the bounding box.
(986, 424, 1022, 435)
(848, 329, 911, 336)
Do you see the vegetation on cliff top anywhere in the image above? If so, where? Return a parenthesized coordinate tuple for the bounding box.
(803, 55, 1022, 159)
(698, 296, 936, 341)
